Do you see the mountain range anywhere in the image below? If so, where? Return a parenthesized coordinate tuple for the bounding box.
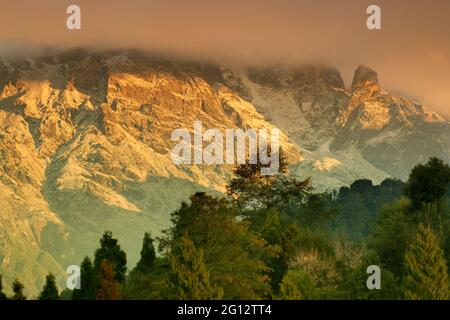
(0, 48, 449, 294)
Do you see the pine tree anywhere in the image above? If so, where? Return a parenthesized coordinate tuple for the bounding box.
(169, 234, 223, 300)
(94, 231, 127, 283)
(11, 279, 26, 300)
(135, 232, 156, 273)
(72, 256, 97, 300)
(38, 273, 59, 300)
(96, 260, 121, 300)
(0, 275, 8, 300)
(404, 224, 449, 300)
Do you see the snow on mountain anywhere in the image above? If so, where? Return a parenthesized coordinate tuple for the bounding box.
(1, 49, 449, 293)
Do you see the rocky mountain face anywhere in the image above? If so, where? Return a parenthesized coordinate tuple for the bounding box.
(0, 49, 448, 294)
(243, 64, 450, 187)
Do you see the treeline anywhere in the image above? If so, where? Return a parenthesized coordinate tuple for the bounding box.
(2, 155, 450, 300)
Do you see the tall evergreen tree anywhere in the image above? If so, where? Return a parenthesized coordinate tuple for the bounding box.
(169, 234, 223, 300)
(94, 231, 127, 283)
(72, 256, 96, 300)
(96, 260, 121, 300)
(135, 232, 156, 273)
(11, 279, 26, 300)
(404, 224, 449, 300)
(38, 273, 59, 300)
(0, 275, 8, 300)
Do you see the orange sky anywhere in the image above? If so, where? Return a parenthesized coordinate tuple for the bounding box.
(1, 0, 450, 116)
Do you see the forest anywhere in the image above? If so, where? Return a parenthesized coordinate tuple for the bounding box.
(1, 153, 450, 300)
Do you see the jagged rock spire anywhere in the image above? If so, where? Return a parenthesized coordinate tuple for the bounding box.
(351, 65, 379, 91)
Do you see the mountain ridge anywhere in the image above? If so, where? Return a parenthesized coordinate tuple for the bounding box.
(0, 49, 449, 294)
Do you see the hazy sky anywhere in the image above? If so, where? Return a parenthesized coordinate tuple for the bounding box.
(1, 0, 450, 116)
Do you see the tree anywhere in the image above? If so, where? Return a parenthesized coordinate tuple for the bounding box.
(94, 231, 127, 283)
(404, 224, 449, 300)
(227, 148, 312, 212)
(405, 157, 450, 233)
(72, 256, 96, 300)
(369, 198, 416, 277)
(339, 250, 401, 300)
(163, 192, 276, 299)
(96, 260, 121, 300)
(0, 275, 7, 300)
(135, 232, 156, 273)
(169, 234, 223, 300)
(11, 279, 26, 300)
(38, 273, 59, 300)
(59, 289, 74, 300)
(278, 270, 315, 300)
(123, 258, 175, 300)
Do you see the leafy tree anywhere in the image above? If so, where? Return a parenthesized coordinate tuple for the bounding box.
(369, 198, 416, 277)
(38, 273, 59, 300)
(96, 260, 121, 300)
(123, 258, 175, 300)
(254, 211, 335, 292)
(135, 232, 156, 273)
(0, 275, 7, 300)
(404, 224, 449, 300)
(278, 270, 316, 300)
(94, 231, 127, 283)
(339, 250, 401, 300)
(405, 157, 450, 233)
(163, 192, 277, 299)
(286, 249, 341, 299)
(72, 256, 96, 300)
(227, 148, 312, 212)
(11, 279, 26, 300)
(333, 192, 371, 239)
(169, 234, 223, 300)
(332, 178, 404, 240)
(295, 193, 336, 229)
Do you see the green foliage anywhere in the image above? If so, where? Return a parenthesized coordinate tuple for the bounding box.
(96, 260, 121, 300)
(278, 270, 313, 300)
(163, 192, 276, 299)
(123, 258, 175, 300)
(404, 224, 449, 300)
(278, 267, 341, 300)
(295, 193, 336, 228)
(169, 234, 223, 300)
(135, 232, 156, 273)
(339, 250, 401, 300)
(35, 157, 450, 301)
(94, 231, 127, 283)
(406, 157, 450, 210)
(332, 178, 404, 239)
(59, 289, 74, 300)
(368, 198, 416, 277)
(72, 257, 96, 300)
(11, 279, 26, 300)
(226, 148, 312, 211)
(38, 273, 59, 300)
(405, 157, 450, 234)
